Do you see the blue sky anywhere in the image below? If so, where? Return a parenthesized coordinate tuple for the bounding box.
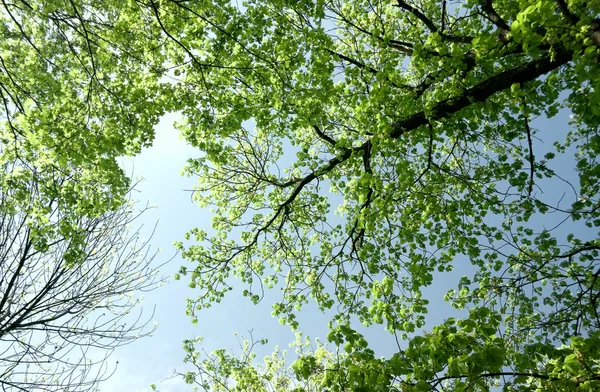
(105, 112, 402, 391)
(105, 113, 333, 392)
(101, 105, 580, 391)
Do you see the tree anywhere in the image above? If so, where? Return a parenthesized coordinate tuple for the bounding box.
(4, 0, 600, 390)
(160, 327, 600, 392)
(0, 0, 169, 226)
(0, 164, 164, 391)
(150, 0, 600, 390)
(1, 2, 170, 390)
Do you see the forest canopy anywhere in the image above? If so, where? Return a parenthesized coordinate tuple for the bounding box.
(3, 0, 600, 391)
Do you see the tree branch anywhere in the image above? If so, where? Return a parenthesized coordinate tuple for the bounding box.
(333, 11, 414, 55)
(396, 0, 472, 43)
(312, 125, 337, 147)
(223, 148, 354, 264)
(555, 0, 580, 24)
(396, 0, 439, 33)
(481, 0, 510, 32)
(524, 115, 534, 196)
(434, 370, 600, 385)
(559, 244, 600, 259)
(390, 47, 572, 138)
(326, 49, 411, 90)
(242, 46, 578, 259)
(326, 48, 378, 75)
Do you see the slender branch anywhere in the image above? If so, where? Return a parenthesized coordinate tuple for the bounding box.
(395, 0, 472, 43)
(148, 1, 252, 71)
(0, 233, 32, 319)
(222, 148, 354, 264)
(326, 49, 410, 89)
(326, 48, 378, 75)
(333, 11, 414, 55)
(559, 245, 600, 259)
(524, 115, 534, 196)
(413, 125, 433, 185)
(165, 0, 274, 68)
(396, 0, 439, 33)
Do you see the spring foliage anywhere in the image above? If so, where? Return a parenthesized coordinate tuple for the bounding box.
(4, 0, 600, 390)
(164, 0, 600, 390)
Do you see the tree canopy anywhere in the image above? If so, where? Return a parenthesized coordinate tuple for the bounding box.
(3, 0, 600, 390)
(162, 0, 600, 390)
(1, 2, 167, 389)
(0, 0, 168, 234)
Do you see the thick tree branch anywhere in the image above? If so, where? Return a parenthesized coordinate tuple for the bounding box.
(441, 0, 447, 31)
(555, 0, 580, 24)
(202, 22, 600, 294)
(312, 125, 337, 147)
(387, 40, 415, 56)
(362, 140, 372, 174)
(248, 46, 579, 255)
(390, 47, 572, 138)
(481, 0, 510, 32)
(590, 19, 600, 48)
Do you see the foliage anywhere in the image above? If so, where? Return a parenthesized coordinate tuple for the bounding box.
(155, 323, 600, 392)
(0, 0, 169, 233)
(0, 171, 165, 391)
(4, 0, 600, 390)
(0, 1, 170, 390)
(157, 0, 600, 390)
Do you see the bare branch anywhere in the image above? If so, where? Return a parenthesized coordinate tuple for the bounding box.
(0, 175, 167, 391)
